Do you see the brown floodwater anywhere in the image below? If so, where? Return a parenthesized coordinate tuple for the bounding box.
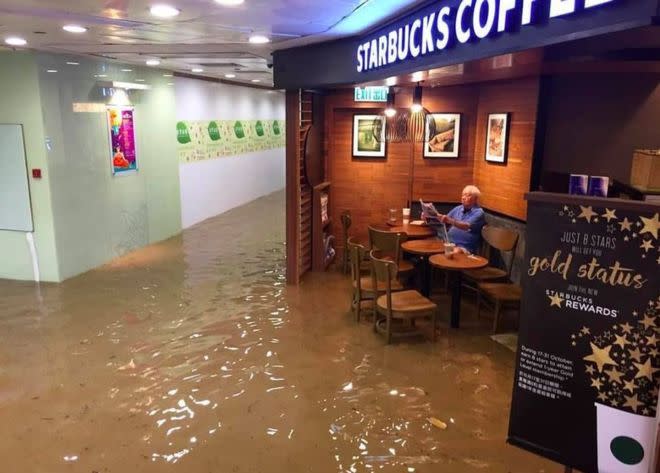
(0, 190, 557, 472)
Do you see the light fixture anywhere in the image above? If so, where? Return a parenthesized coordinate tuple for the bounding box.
(146, 59, 161, 66)
(94, 74, 108, 78)
(251, 79, 261, 83)
(5, 37, 27, 46)
(191, 68, 203, 73)
(248, 34, 270, 44)
(384, 87, 396, 117)
(135, 79, 146, 82)
(63, 25, 87, 33)
(163, 73, 173, 77)
(385, 77, 397, 87)
(46, 69, 58, 73)
(66, 61, 80, 65)
(121, 69, 133, 72)
(214, 0, 244, 5)
(112, 81, 151, 90)
(224, 73, 236, 78)
(411, 83, 423, 113)
(149, 4, 181, 18)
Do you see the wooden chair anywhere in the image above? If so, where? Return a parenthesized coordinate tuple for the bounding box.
(340, 210, 352, 274)
(368, 226, 415, 277)
(477, 283, 522, 333)
(462, 225, 519, 294)
(348, 240, 403, 322)
(370, 250, 437, 344)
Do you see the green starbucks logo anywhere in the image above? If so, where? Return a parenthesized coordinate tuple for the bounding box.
(272, 120, 281, 136)
(234, 121, 245, 139)
(176, 122, 191, 144)
(610, 436, 644, 465)
(207, 121, 221, 141)
(255, 120, 265, 137)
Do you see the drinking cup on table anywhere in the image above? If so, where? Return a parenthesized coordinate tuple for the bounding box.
(444, 242, 456, 258)
(402, 208, 411, 224)
(388, 208, 397, 224)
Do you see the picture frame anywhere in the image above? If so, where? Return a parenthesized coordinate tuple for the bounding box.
(424, 113, 461, 158)
(107, 105, 138, 176)
(352, 114, 386, 158)
(485, 112, 510, 164)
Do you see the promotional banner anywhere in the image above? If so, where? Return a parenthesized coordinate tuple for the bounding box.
(176, 119, 285, 163)
(508, 193, 659, 473)
(107, 106, 137, 175)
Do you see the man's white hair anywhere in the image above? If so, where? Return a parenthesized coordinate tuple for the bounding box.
(463, 185, 481, 198)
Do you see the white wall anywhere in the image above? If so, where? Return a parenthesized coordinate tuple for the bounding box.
(175, 77, 285, 228)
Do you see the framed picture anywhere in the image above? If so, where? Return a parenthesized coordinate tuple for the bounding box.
(107, 105, 138, 175)
(424, 113, 461, 158)
(485, 112, 510, 164)
(352, 114, 386, 158)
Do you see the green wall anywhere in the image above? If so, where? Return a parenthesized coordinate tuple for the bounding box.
(35, 53, 181, 280)
(0, 52, 60, 282)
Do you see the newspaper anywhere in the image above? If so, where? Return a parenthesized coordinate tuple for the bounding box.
(419, 199, 451, 243)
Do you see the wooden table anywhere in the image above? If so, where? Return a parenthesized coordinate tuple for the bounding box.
(388, 223, 435, 239)
(401, 238, 445, 297)
(430, 253, 488, 328)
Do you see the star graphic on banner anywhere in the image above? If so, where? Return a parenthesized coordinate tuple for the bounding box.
(607, 368, 624, 384)
(633, 311, 639, 317)
(568, 210, 575, 218)
(591, 378, 603, 390)
(586, 365, 595, 375)
(633, 233, 638, 239)
(629, 347, 643, 362)
(607, 224, 616, 234)
(624, 236, 630, 242)
(572, 334, 576, 339)
(602, 208, 617, 222)
(613, 333, 628, 349)
(578, 206, 598, 223)
(584, 343, 617, 372)
(657, 256, 660, 265)
(580, 326, 591, 336)
(597, 392, 608, 402)
(619, 218, 633, 231)
(620, 322, 633, 334)
(563, 205, 569, 211)
(623, 380, 637, 394)
(650, 347, 660, 357)
(647, 334, 658, 347)
(633, 358, 657, 381)
(640, 315, 656, 330)
(640, 213, 659, 239)
(625, 394, 643, 412)
(653, 386, 660, 397)
(637, 221, 642, 227)
(572, 218, 577, 224)
(548, 293, 563, 308)
(641, 240, 655, 253)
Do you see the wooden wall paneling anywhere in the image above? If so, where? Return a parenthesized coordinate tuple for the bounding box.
(285, 90, 301, 284)
(473, 78, 541, 221)
(299, 92, 313, 277)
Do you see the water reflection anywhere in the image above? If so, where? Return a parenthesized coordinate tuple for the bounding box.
(0, 191, 552, 472)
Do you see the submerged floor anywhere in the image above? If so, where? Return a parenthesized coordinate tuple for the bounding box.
(0, 190, 556, 472)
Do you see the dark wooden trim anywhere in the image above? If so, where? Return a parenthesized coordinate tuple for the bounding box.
(525, 191, 660, 213)
(285, 90, 301, 285)
(530, 74, 551, 192)
(173, 72, 276, 91)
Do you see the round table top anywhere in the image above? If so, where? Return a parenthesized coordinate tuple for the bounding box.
(388, 223, 435, 239)
(401, 238, 446, 255)
(429, 253, 488, 270)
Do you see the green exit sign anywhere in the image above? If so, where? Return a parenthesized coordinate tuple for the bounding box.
(354, 86, 389, 102)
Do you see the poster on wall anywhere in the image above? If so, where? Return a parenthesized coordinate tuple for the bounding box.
(424, 113, 461, 158)
(108, 106, 137, 175)
(508, 193, 660, 473)
(485, 112, 509, 164)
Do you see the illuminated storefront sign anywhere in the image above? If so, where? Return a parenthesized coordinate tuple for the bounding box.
(354, 86, 389, 102)
(356, 0, 616, 73)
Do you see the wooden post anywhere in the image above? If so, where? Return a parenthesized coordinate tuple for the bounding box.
(285, 90, 301, 285)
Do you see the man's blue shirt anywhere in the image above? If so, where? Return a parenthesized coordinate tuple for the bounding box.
(444, 205, 485, 253)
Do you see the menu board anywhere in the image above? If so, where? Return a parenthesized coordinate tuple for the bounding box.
(508, 193, 659, 473)
(176, 119, 285, 163)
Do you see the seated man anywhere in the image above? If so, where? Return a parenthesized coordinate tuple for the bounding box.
(423, 185, 486, 254)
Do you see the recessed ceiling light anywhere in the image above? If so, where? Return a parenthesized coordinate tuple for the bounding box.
(167, 82, 174, 86)
(5, 37, 27, 46)
(150, 4, 181, 18)
(224, 73, 236, 78)
(66, 61, 80, 65)
(251, 79, 261, 83)
(63, 25, 88, 34)
(121, 69, 133, 72)
(46, 69, 58, 73)
(95, 74, 108, 78)
(215, 0, 244, 5)
(163, 73, 173, 77)
(191, 68, 203, 73)
(135, 79, 145, 82)
(248, 35, 270, 44)
(146, 59, 161, 66)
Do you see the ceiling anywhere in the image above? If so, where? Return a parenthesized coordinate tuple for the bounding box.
(0, 0, 425, 87)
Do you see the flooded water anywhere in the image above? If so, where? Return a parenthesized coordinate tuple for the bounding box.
(0, 190, 556, 472)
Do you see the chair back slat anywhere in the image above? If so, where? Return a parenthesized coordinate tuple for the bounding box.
(482, 225, 518, 252)
(369, 249, 397, 283)
(347, 237, 366, 284)
(368, 226, 404, 262)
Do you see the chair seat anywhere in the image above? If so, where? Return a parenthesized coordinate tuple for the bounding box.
(463, 265, 507, 281)
(478, 283, 522, 302)
(376, 290, 436, 315)
(354, 276, 403, 292)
